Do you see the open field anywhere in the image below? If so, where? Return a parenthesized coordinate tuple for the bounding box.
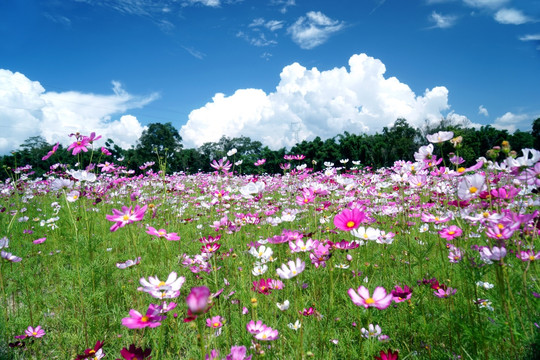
(0, 139, 539, 359)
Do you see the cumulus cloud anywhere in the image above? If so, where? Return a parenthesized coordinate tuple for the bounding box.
(0, 69, 157, 154)
(494, 8, 532, 25)
(429, 11, 458, 28)
(287, 11, 344, 49)
(180, 53, 468, 149)
(492, 112, 530, 133)
(478, 105, 489, 116)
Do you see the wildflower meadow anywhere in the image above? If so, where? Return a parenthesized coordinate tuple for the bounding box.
(0, 131, 539, 359)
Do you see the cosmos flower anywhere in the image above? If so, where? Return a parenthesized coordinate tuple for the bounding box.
(348, 286, 393, 310)
(276, 258, 305, 279)
(105, 205, 147, 232)
(206, 315, 224, 329)
(334, 208, 366, 231)
(426, 131, 454, 144)
(122, 304, 165, 329)
(24, 325, 45, 338)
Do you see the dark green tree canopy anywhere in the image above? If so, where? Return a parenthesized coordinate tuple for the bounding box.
(136, 122, 183, 155)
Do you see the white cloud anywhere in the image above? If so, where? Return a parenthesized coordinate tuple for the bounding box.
(519, 34, 540, 41)
(492, 112, 530, 132)
(271, 0, 295, 14)
(237, 31, 277, 46)
(0, 69, 157, 154)
(463, 0, 509, 9)
(478, 105, 489, 116)
(184, 0, 221, 7)
(180, 53, 467, 149)
(494, 8, 532, 25)
(287, 11, 344, 49)
(429, 11, 457, 28)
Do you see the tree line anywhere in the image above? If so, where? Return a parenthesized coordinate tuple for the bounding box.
(1, 118, 539, 179)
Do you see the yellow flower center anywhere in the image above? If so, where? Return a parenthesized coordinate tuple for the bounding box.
(365, 297, 375, 304)
(483, 212, 489, 218)
(158, 281, 166, 286)
(469, 186, 478, 194)
(141, 316, 149, 322)
(457, 167, 465, 173)
(529, 255, 535, 261)
(122, 215, 129, 221)
(448, 231, 455, 235)
(346, 221, 355, 228)
(213, 322, 220, 327)
(32, 332, 37, 336)
(158, 231, 166, 236)
(497, 223, 504, 229)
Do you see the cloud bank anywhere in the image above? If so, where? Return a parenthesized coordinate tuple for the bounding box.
(180, 53, 469, 149)
(0, 69, 157, 155)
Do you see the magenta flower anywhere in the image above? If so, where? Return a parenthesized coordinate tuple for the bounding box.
(334, 208, 366, 231)
(185, 286, 211, 318)
(24, 325, 45, 338)
(33, 237, 46, 244)
(105, 204, 147, 232)
(42, 142, 59, 161)
(122, 304, 164, 329)
(226, 345, 252, 360)
(434, 287, 457, 298)
(348, 286, 393, 310)
(146, 226, 180, 241)
(254, 159, 266, 166)
(206, 315, 224, 328)
(391, 285, 413, 303)
(517, 250, 540, 261)
(67, 137, 90, 155)
(438, 225, 462, 241)
(210, 158, 232, 173)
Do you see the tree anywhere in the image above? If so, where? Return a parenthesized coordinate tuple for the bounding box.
(129, 122, 183, 172)
(532, 118, 540, 150)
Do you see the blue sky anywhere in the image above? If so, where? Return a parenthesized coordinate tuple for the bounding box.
(0, 0, 539, 154)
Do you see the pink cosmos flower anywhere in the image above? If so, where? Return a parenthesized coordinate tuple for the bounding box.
(116, 257, 141, 269)
(122, 304, 164, 329)
(206, 315, 224, 328)
(146, 226, 180, 241)
(33, 237, 46, 244)
(254, 159, 266, 166)
(105, 204, 147, 232)
(438, 225, 463, 241)
(42, 142, 59, 161)
(24, 325, 45, 338)
(254, 327, 279, 341)
(517, 250, 540, 261)
(210, 158, 232, 173)
(186, 286, 211, 316)
(67, 137, 90, 155)
(246, 320, 268, 334)
(480, 246, 507, 262)
(226, 346, 252, 360)
(434, 287, 457, 298)
(334, 208, 366, 231)
(348, 286, 393, 310)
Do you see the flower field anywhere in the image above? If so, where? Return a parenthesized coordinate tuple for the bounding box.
(0, 132, 539, 359)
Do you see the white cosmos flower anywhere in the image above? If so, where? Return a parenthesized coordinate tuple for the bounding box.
(277, 300, 290, 311)
(252, 264, 268, 276)
(288, 320, 301, 331)
(249, 245, 273, 261)
(426, 131, 454, 144)
(351, 227, 381, 241)
(227, 148, 237, 156)
(276, 258, 305, 279)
